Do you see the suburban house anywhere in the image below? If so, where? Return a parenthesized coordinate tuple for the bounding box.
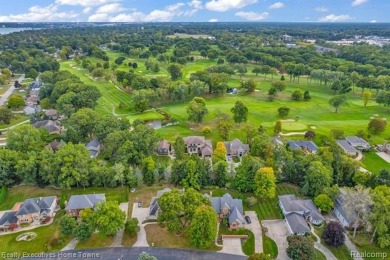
(287, 140, 318, 154)
(29, 81, 42, 90)
(0, 212, 18, 231)
(65, 194, 105, 218)
(282, 34, 293, 42)
(33, 120, 61, 134)
(334, 188, 357, 228)
(336, 139, 359, 156)
(86, 139, 102, 158)
(272, 136, 284, 146)
(23, 106, 36, 115)
(279, 194, 324, 235)
(224, 138, 250, 158)
(183, 136, 213, 157)
(26, 96, 39, 106)
(13, 196, 57, 225)
(156, 140, 170, 156)
(46, 139, 65, 152)
(148, 188, 172, 219)
(378, 142, 390, 155)
(345, 136, 371, 151)
(45, 109, 58, 120)
(207, 193, 245, 230)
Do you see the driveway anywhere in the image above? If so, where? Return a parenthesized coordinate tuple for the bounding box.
(131, 203, 150, 247)
(110, 202, 129, 247)
(262, 220, 291, 260)
(377, 152, 390, 163)
(220, 237, 244, 256)
(0, 74, 24, 106)
(244, 211, 263, 253)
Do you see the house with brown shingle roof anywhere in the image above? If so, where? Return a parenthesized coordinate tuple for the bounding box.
(156, 140, 170, 156)
(183, 136, 213, 157)
(224, 138, 249, 158)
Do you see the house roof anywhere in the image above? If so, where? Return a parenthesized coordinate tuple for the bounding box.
(224, 138, 250, 155)
(229, 207, 246, 225)
(86, 139, 101, 150)
(26, 96, 38, 103)
(23, 106, 36, 115)
(15, 196, 56, 216)
(336, 140, 358, 154)
(201, 140, 213, 156)
(285, 212, 311, 234)
(33, 120, 61, 133)
(184, 136, 206, 145)
(46, 140, 65, 151)
(65, 194, 105, 211)
(287, 141, 318, 152)
(209, 193, 244, 217)
(148, 188, 172, 217)
(279, 195, 324, 221)
(334, 189, 356, 225)
(0, 211, 18, 226)
(345, 136, 370, 147)
(45, 109, 57, 117)
(158, 140, 170, 150)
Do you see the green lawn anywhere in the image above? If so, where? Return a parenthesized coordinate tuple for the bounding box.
(362, 152, 390, 174)
(262, 234, 278, 259)
(219, 223, 255, 255)
(0, 186, 127, 211)
(0, 211, 72, 254)
(0, 114, 29, 130)
(313, 225, 353, 260)
(282, 121, 308, 132)
(350, 233, 390, 260)
(75, 233, 115, 249)
(314, 249, 327, 260)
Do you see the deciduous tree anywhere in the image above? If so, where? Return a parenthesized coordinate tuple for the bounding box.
(286, 235, 315, 260)
(213, 142, 227, 163)
(302, 161, 332, 197)
(125, 218, 140, 237)
(187, 97, 208, 123)
(314, 194, 334, 213)
(254, 167, 276, 199)
(92, 201, 126, 237)
(329, 95, 347, 113)
(322, 221, 345, 248)
(189, 205, 218, 249)
(60, 215, 77, 237)
(231, 100, 248, 123)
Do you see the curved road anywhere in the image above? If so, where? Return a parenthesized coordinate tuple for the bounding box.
(23, 247, 246, 260)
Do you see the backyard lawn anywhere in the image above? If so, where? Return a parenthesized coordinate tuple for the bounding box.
(362, 152, 390, 174)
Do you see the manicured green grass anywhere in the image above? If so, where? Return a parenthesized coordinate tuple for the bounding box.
(362, 152, 390, 174)
(0, 186, 127, 211)
(126, 110, 165, 123)
(349, 233, 390, 260)
(262, 234, 278, 258)
(0, 114, 29, 130)
(282, 121, 308, 132)
(314, 225, 353, 260)
(219, 224, 255, 255)
(60, 61, 133, 116)
(75, 233, 115, 249)
(255, 183, 302, 220)
(314, 249, 327, 260)
(0, 210, 72, 254)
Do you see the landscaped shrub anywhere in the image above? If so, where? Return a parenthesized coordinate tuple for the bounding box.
(0, 186, 7, 205)
(8, 223, 18, 231)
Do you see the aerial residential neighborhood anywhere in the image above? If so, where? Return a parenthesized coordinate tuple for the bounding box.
(1, 2, 390, 259)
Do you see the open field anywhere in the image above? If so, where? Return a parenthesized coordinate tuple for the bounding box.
(0, 186, 127, 211)
(362, 152, 390, 174)
(0, 210, 72, 254)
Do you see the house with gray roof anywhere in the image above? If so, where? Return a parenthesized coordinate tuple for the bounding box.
(156, 140, 170, 156)
(336, 140, 359, 156)
(345, 136, 371, 151)
(279, 194, 324, 235)
(65, 194, 105, 218)
(14, 196, 57, 225)
(148, 188, 172, 219)
(0, 211, 18, 231)
(224, 138, 249, 158)
(183, 136, 213, 157)
(208, 193, 245, 230)
(333, 188, 357, 228)
(287, 140, 318, 154)
(86, 139, 102, 158)
(33, 120, 61, 134)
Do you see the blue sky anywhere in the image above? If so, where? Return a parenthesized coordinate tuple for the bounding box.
(0, 0, 388, 23)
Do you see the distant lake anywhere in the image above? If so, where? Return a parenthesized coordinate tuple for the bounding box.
(0, 28, 32, 35)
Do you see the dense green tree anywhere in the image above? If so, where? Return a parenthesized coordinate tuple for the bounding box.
(329, 95, 347, 113)
(368, 118, 386, 134)
(73, 222, 93, 242)
(7, 94, 25, 109)
(187, 97, 208, 123)
(363, 90, 373, 107)
(213, 161, 228, 187)
(234, 155, 261, 192)
(189, 205, 218, 249)
(291, 88, 303, 101)
(231, 100, 248, 123)
(60, 215, 77, 237)
(26, 68, 38, 79)
(92, 201, 126, 237)
(254, 167, 276, 199)
(0, 107, 12, 124)
(6, 124, 45, 152)
(182, 188, 210, 226)
(286, 235, 315, 260)
(157, 189, 184, 233)
(274, 120, 282, 134)
(302, 161, 332, 197)
(167, 64, 182, 80)
(278, 106, 290, 117)
(66, 108, 98, 143)
(371, 185, 390, 247)
(213, 142, 227, 163)
(125, 218, 140, 237)
(216, 114, 233, 140)
(173, 137, 185, 160)
(314, 194, 334, 213)
(241, 78, 257, 93)
(142, 156, 156, 186)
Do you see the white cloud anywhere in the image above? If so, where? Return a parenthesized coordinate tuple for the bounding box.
(96, 3, 125, 14)
(268, 2, 284, 9)
(88, 13, 109, 22)
(83, 7, 92, 14)
(370, 20, 377, 23)
(206, 0, 257, 12)
(235, 11, 269, 21)
(189, 0, 203, 9)
(319, 14, 352, 22)
(208, 18, 218, 22)
(351, 0, 368, 7)
(0, 4, 78, 22)
(55, 0, 120, 7)
(315, 6, 328, 12)
(166, 3, 186, 12)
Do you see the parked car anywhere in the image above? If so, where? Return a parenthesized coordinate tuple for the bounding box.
(245, 216, 251, 224)
(138, 201, 142, 208)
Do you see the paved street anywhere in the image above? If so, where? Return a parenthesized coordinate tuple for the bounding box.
(244, 211, 263, 253)
(24, 247, 246, 260)
(262, 220, 291, 260)
(0, 74, 25, 106)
